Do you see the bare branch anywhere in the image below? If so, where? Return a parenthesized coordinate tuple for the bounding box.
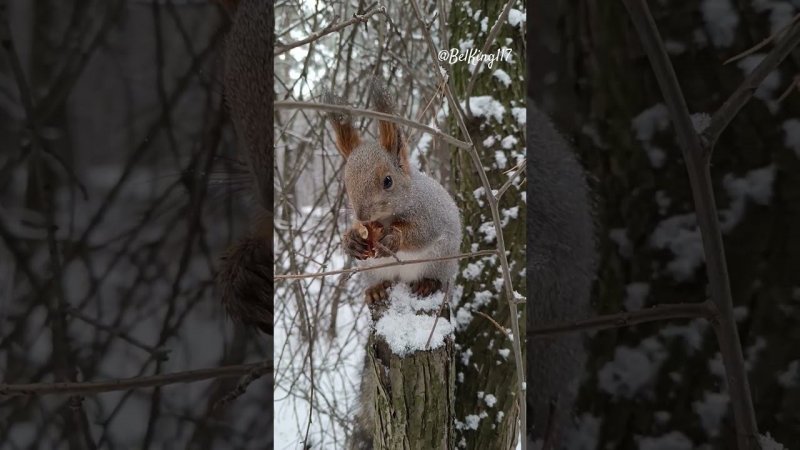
(0, 362, 272, 398)
(622, 1, 762, 448)
(275, 249, 498, 281)
(275, 5, 385, 55)
(702, 19, 800, 152)
(274, 100, 472, 149)
(528, 301, 717, 338)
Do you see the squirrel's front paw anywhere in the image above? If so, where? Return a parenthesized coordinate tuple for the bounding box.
(375, 226, 401, 257)
(343, 227, 370, 260)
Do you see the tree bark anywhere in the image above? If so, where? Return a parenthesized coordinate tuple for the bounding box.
(448, 1, 527, 448)
(367, 332, 456, 449)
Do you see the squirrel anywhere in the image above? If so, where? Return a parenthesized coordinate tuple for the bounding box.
(216, 0, 273, 335)
(324, 78, 463, 304)
(325, 78, 462, 449)
(527, 98, 597, 446)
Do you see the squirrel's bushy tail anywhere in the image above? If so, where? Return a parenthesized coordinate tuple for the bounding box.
(217, 0, 274, 334)
(527, 99, 596, 446)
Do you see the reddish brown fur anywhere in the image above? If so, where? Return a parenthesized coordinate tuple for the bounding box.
(332, 123, 361, 159)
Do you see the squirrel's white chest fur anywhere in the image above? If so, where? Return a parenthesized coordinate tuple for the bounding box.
(359, 247, 434, 282)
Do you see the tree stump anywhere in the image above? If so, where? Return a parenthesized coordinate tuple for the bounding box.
(365, 284, 456, 449)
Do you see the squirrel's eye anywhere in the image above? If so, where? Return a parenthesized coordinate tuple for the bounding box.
(383, 176, 393, 190)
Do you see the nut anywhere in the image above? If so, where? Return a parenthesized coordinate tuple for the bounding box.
(357, 222, 369, 240)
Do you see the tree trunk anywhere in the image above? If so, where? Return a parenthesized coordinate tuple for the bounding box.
(367, 333, 456, 449)
(448, 1, 527, 448)
(367, 301, 456, 449)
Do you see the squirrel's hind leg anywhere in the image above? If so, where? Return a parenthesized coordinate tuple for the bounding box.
(365, 280, 393, 305)
(409, 278, 442, 297)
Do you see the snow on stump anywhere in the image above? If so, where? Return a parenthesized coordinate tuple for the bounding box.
(366, 283, 456, 449)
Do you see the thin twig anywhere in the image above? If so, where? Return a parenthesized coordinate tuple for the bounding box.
(275, 100, 472, 149)
(474, 310, 511, 337)
(723, 12, 800, 65)
(701, 19, 800, 153)
(211, 360, 271, 411)
(528, 301, 717, 338)
(496, 158, 526, 200)
(0, 362, 272, 398)
(275, 5, 385, 55)
(425, 282, 451, 349)
(274, 249, 497, 281)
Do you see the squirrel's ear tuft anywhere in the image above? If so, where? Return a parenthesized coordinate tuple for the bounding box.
(369, 78, 410, 174)
(323, 90, 360, 159)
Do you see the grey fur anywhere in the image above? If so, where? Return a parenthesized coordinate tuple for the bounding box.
(329, 81, 462, 449)
(527, 99, 597, 445)
(329, 81, 462, 286)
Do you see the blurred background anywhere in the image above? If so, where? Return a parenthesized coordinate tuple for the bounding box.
(0, 1, 270, 448)
(531, 0, 800, 448)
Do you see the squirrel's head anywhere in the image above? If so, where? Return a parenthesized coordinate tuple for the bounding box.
(324, 78, 411, 223)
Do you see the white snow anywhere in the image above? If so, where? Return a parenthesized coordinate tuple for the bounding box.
(374, 284, 453, 357)
(738, 54, 782, 101)
(463, 414, 481, 430)
(650, 214, 704, 282)
(760, 433, 788, 450)
(484, 394, 497, 407)
(693, 392, 729, 437)
(720, 165, 776, 232)
(467, 96, 505, 122)
(660, 319, 707, 353)
(638, 431, 694, 450)
(753, 0, 797, 35)
(632, 103, 670, 141)
(494, 151, 508, 169)
(609, 228, 633, 259)
(511, 107, 526, 126)
(651, 165, 775, 280)
(782, 118, 800, 159)
(462, 261, 484, 280)
(507, 9, 525, 28)
(480, 17, 489, 33)
(691, 112, 712, 133)
(645, 146, 667, 169)
(492, 69, 512, 87)
(458, 38, 475, 53)
(563, 413, 601, 450)
(778, 360, 799, 387)
(701, 0, 740, 47)
(501, 135, 518, 149)
(598, 337, 667, 398)
(655, 190, 672, 215)
(624, 282, 650, 311)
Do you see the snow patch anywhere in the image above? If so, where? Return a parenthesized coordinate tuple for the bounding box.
(467, 96, 505, 122)
(701, 0, 740, 47)
(760, 433, 787, 450)
(507, 9, 525, 28)
(624, 282, 650, 311)
(638, 431, 694, 450)
(374, 284, 453, 357)
(492, 69, 511, 87)
(782, 118, 800, 159)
